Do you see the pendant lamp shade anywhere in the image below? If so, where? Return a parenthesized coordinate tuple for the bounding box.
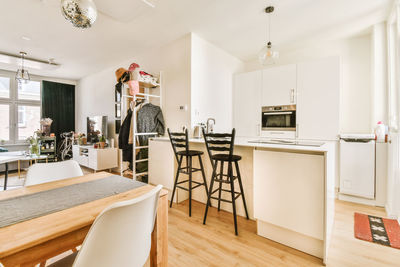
(15, 52, 30, 84)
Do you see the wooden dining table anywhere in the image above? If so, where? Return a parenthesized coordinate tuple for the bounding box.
(0, 172, 168, 267)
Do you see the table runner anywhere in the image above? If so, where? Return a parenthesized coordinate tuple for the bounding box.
(0, 175, 145, 228)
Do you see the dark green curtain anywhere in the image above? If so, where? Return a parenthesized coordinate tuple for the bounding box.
(41, 81, 75, 156)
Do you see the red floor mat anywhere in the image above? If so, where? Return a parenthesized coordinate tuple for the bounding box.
(354, 212, 400, 249)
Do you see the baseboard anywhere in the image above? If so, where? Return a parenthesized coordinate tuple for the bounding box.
(257, 220, 323, 259)
(338, 193, 379, 206)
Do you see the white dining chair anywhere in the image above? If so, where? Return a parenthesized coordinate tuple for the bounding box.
(25, 160, 83, 186)
(48, 184, 163, 267)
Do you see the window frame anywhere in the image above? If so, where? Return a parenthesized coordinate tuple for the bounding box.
(0, 70, 41, 145)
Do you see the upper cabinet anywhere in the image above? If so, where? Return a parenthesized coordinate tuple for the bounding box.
(233, 70, 262, 137)
(296, 57, 340, 140)
(262, 64, 297, 106)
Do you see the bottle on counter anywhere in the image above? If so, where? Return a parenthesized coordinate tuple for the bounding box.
(375, 121, 386, 143)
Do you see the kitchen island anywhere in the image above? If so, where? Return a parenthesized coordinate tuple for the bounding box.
(148, 136, 336, 264)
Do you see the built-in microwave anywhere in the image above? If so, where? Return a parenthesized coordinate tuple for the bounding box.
(261, 105, 296, 131)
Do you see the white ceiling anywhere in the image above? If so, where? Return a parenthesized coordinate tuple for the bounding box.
(0, 0, 392, 80)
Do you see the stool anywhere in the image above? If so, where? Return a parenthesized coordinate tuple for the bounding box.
(202, 128, 249, 235)
(168, 128, 210, 217)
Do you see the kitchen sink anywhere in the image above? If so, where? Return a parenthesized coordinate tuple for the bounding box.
(248, 139, 324, 147)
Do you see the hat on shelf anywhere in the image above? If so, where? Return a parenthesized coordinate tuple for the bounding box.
(128, 63, 140, 72)
(115, 68, 128, 82)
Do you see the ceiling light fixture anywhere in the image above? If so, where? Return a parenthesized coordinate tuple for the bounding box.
(258, 6, 279, 65)
(61, 0, 97, 29)
(15, 52, 30, 84)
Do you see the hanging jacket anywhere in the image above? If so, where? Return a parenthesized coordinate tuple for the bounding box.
(119, 109, 133, 163)
(137, 103, 165, 146)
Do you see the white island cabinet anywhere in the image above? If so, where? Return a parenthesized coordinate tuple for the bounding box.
(253, 149, 325, 258)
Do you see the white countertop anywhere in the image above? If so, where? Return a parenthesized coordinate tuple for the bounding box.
(152, 136, 332, 152)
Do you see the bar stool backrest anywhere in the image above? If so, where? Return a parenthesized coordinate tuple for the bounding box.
(202, 128, 236, 163)
(167, 128, 189, 161)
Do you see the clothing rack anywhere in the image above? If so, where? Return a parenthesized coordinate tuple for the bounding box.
(120, 72, 162, 180)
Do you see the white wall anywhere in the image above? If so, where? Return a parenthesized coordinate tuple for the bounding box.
(244, 35, 373, 134)
(191, 34, 244, 132)
(372, 22, 388, 126)
(76, 34, 192, 141)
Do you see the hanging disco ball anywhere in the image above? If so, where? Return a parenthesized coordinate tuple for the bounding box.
(61, 0, 97, 29)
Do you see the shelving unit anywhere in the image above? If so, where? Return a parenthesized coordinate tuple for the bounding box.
(38, 136, 57, 162)
(119, 73, 162, 180)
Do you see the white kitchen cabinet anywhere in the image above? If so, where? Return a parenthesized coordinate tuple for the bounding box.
(262, 64, 297, 107)
(233, 70, 262, 137)
(297, 57, 340, 140)
(253, 148, 325, 258)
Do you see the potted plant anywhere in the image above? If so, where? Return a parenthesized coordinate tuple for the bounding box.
(27, 131, 40, 156)
(98, 135, 106, 149)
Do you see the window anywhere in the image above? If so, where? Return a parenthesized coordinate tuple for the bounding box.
(18, 80, 41, 101)
(0, 72, 41, 144)
(0, 77, 10, 99)
(0, 104, 10, 142)
(18, 105, 41, 140)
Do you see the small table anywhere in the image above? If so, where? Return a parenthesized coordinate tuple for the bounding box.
(0, 154, 25, 191)
(0, 154, 48, 190)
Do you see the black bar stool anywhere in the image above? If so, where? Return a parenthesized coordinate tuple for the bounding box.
(168, 128, 210, 217)
(202, 128, 249, 235)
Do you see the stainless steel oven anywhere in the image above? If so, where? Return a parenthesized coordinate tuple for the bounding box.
(261, 105, 296, 131)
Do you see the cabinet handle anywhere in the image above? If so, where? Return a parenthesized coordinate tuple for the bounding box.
(296, 124, 299, 138)
(290, 89, 295, 103)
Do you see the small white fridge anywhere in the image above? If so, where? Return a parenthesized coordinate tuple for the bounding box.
(339, 134, 375, 199)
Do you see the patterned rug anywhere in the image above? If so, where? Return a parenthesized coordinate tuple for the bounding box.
(354, 212, 400, 249)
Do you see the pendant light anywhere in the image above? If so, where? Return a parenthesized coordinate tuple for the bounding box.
(258, 6, 279, 65)
(15, 52, 30, 84)
(61, 0, 97, 29)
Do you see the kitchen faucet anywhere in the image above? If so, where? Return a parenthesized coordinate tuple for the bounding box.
(206, 118, 216, 133)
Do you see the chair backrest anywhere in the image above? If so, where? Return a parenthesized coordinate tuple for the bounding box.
(72, 184, 163, 267)
(25, 160, 83, 186)
(202, 128, 236, 163)
(167, 128, 189, 161)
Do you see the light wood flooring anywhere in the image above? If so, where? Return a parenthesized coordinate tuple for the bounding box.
(1, 170, 400, 266)
(169, 200, 400, 267)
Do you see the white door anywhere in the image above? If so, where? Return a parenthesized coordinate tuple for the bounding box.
(261, 64, 296, 107)
(297, 57, 340, 140)
(233, 71, 262, 137)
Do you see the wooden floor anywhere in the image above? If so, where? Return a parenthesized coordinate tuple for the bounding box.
(1, 170, 400, 266)
(169, 200, 400, 267)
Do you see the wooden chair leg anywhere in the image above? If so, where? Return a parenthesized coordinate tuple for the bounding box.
(229, 162, 238, 235)
(235, 161, 249, 219)
(170, 155, 183, 208)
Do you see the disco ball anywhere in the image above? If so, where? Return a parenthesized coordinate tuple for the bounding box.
(61, 0, 97, 29)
